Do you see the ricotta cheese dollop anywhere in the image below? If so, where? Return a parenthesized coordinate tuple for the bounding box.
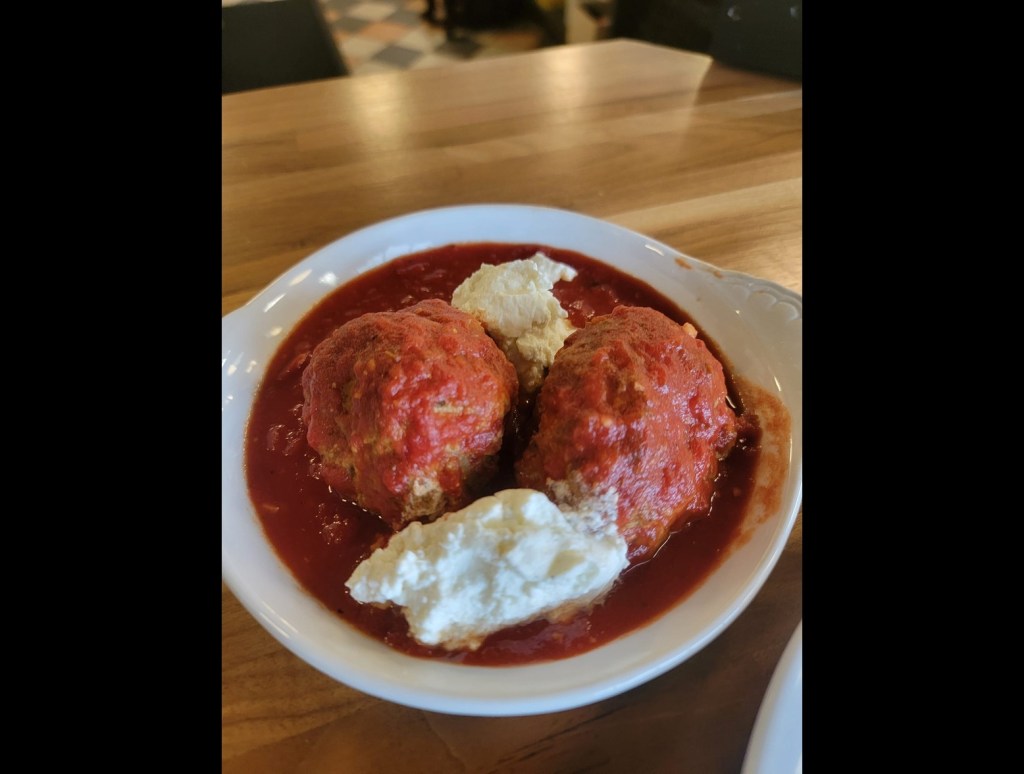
(451, 252, 578, 393)
(345, 488, 628, 651)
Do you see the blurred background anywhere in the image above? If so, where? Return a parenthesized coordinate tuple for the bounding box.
(222, 0, 801, 92)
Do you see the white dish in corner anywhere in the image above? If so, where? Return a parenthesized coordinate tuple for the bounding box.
(222, 204, 802, 716)
(742, 622, 803, 774)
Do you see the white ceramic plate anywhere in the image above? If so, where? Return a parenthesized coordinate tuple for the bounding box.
(742, 622, 803, 774)
(222, 204, 802, 716)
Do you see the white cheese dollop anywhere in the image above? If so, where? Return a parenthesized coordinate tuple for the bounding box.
(346, 488, 628, 651)
(451, 252, 578, 392)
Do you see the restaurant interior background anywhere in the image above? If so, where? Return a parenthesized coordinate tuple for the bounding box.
(222, 0, 802, 93)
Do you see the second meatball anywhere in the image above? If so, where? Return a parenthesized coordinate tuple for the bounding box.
(515, 305, 739, 562)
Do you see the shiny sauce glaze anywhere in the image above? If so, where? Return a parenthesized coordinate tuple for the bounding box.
(244, 243, 761, 666)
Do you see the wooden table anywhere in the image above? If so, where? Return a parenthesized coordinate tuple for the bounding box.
(223, 38, 801, 773)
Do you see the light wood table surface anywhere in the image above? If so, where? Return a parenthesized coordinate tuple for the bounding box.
(223, 38, 802, 773)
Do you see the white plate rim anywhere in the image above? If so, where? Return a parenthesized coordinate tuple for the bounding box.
(742, 621, 803, 774)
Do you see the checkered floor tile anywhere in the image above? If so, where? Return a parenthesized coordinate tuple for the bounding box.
(319, 0, 546, 76)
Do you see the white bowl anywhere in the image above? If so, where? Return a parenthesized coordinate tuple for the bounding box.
(222, 204, 802, 716)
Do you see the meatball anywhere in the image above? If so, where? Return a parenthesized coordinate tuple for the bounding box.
(301, 299, 518, 530)
(515, 305, 738, 562)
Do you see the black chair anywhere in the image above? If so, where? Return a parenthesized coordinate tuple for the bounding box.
(612, 0, 722, 54)
(708, 0, 801, 81)
(611, 0, 801, 81)
(222, 0, 349, 94)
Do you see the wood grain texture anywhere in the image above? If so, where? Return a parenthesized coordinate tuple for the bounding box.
(223, 39, 801, 772)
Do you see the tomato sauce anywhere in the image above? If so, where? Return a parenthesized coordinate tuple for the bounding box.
(244, 243, 761, 666)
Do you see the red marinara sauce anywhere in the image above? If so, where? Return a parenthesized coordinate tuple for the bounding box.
(244, 243, 761, 666)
